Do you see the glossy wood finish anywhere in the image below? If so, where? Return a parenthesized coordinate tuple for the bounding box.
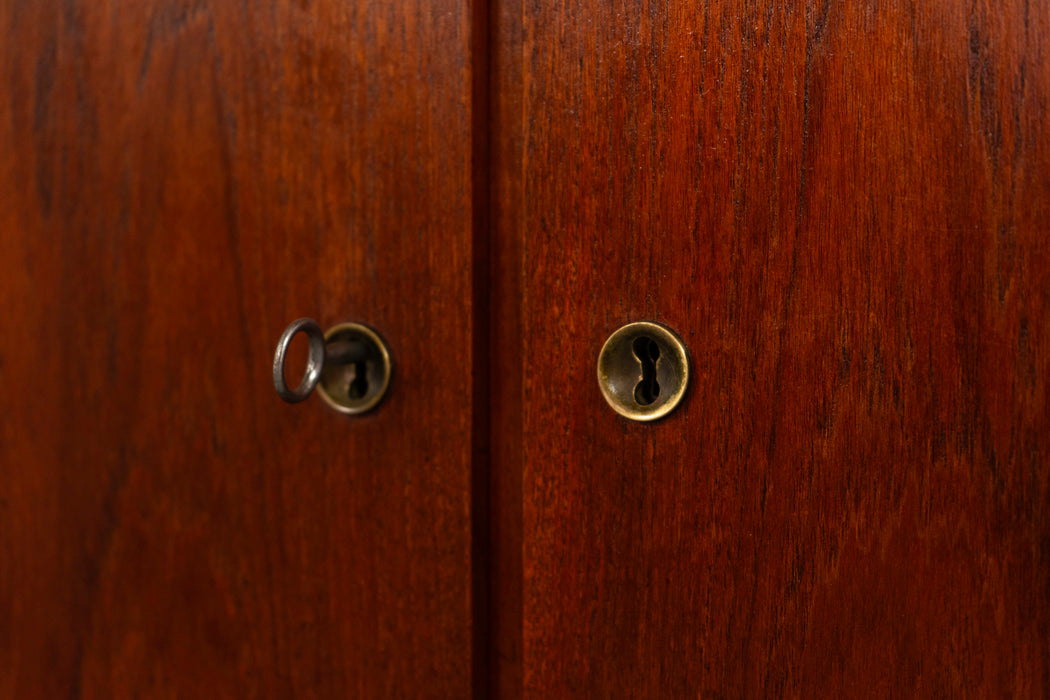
(0, 1, 473, 696)
(516, 0, 1050, 695)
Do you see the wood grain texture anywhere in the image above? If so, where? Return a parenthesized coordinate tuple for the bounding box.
(517, 0, 1050, 695)
(0, 0, 473, 696)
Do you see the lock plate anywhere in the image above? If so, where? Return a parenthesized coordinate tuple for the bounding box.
(597, 321, 689, 421)
(317, 322, 392, 415)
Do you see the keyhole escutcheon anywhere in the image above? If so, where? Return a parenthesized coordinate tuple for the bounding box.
(317, 323, 393, 415)
(596, 321, 690, 422)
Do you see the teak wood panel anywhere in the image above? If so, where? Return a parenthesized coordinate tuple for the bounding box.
(0, 1, 473, 696)
(517, 0, 1049, 696)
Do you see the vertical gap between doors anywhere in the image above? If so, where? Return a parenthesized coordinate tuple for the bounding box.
(470, 0, 495, 695)
(473, 0, 524, 696)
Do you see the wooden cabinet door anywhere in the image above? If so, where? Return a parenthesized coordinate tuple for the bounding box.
(1, 1, 475, 696)
(6, 1, 1049, 697)
(504, 0, 1050, 696)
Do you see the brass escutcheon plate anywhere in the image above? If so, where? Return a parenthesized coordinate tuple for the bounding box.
(597, 321, 689, 422)
(317, 322, 392, 415)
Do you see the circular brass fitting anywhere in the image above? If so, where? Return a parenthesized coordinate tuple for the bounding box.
(596, 321, 689, 422)
(317, 322, 393, 415)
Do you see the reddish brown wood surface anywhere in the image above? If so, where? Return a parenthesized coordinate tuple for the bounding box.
(516, 0, 1050, 695)
(0, 1, 474, 696)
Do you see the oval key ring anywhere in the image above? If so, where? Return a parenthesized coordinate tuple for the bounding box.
(273, 317, 326, 403)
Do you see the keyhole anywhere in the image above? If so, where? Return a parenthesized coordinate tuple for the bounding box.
(347, 361, 369, 400)
(314, 323, 392, 415)
(632, 336, 661, 405)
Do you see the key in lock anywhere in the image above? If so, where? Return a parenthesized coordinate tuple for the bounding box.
(273, 319, 393, 415)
